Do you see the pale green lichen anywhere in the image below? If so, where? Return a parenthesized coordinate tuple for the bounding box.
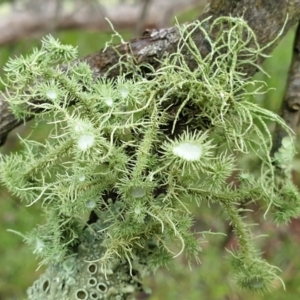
(0, 16, 299, 296)
(27, 219, 146, 300)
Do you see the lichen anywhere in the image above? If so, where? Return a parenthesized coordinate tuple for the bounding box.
(0, 16, 299, 296)
(27, 219, 147, 300)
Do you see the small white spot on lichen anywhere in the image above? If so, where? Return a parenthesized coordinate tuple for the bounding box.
(105, 97, 113, 107)
(134, 207, 141, 214)
(86, 200, 96, 209)
(34, 238, 45, 254)
(46, 90, 57, 100)
(131, 187, 146, 198)
(74, 124, 84, 132)
(79, 175, 85, 182)
(120, 87, 129, 99)
(77, 134, 95, 151)
(172, 143, 202, 161)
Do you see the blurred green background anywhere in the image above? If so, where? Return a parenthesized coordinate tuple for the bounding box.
(1, 1, 300, 300)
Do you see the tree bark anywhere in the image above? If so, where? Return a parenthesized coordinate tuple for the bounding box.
(1, 0, 300, 147)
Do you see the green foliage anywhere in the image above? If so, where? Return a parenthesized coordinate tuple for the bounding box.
(0, 16, 300, 297)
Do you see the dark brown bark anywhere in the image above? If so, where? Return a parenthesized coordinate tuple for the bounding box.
(1, 0, 300, 147)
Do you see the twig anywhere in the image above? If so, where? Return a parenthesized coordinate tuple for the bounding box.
(135, 0, 151, 36)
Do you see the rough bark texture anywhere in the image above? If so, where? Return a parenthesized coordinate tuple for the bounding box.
(1, 0, 300, 147)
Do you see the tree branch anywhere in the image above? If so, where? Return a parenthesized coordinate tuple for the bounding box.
(135, 0, 152, 36)
(1, 0, 300, 147)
